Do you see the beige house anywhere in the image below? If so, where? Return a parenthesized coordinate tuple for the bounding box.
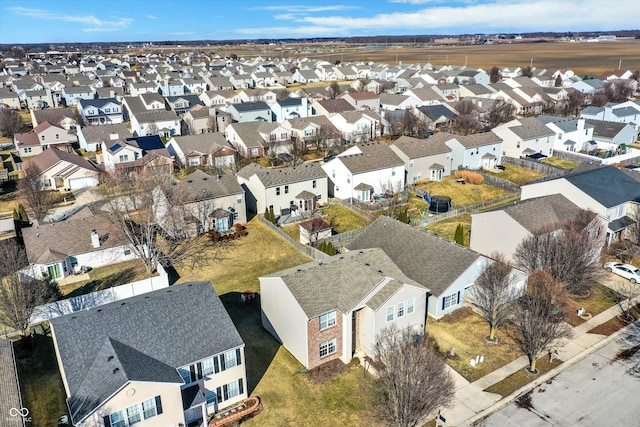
(50, 282, 247, 427)
(390, 135, 452, 183)
(24, 147, 100, 191)
(14, 121, 77, 157)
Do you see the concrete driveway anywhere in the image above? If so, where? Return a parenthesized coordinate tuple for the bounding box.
(477, 332, 640, 426)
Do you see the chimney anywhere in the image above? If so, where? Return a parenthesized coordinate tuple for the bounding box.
(109, 132, 119, 140)
(91, 229, 100, 248)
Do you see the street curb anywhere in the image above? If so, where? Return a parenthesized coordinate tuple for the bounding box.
(461, 322, 632, 426)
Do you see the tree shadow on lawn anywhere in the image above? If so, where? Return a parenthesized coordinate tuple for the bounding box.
(220, 292, 280, 394)
(66, 268, 137, 298)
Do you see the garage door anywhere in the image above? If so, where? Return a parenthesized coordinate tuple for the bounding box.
(68, 176, 98, 190)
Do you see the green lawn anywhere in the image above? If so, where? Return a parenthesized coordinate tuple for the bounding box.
(425, 214, 472, 245)
(174, 218, 380, 426)
(14, 331, 69, 427)
(321, 204, 371, 233)
(60, 258, 153, 297)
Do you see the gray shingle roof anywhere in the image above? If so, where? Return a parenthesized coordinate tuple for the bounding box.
(237, 162, 327, 187)
(78, 123, 132, 143)
(346, 217, 482, 296)
(562, 166, 640, 208)
(500, 194, 583, 234)
(538, 115, 594, 132)
(171, 133, 232, 155)
(336, 141, 404, 174)
(264, 248, 424, 318)
(584, 119, 630, 138)
(50, 281, 243, 424)
(392, 135, 451, 158)
(177, 169, 243, 200)
(508, 117, 556, 140)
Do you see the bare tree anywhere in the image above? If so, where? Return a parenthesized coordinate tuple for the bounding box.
(369, 324, 455, 427)
(486, 99, 516, 128)
(521, 66, 534, 78)
(0, 239, 60, 339)
(489, 66, 501, 84)
(328, 81, 340, 99)
(146, 121, 159, 136)
(509, 270, 572, 373)
(0, 107, 23, 138)
(451, 99, 480, 135)
(566, 90, 586, 116)
(608, 280, 640, 321)
(470, 253, 521, 342)
(98, 170, 220, 275)
(206, 115, 217, 133)
(19, 163, 55, 223)
(602, 80, 635, 102)
(513, 210, 604, 294)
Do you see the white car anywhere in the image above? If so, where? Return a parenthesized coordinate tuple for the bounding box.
(604, 262, 640, 283)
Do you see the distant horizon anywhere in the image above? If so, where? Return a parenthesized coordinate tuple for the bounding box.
(1, 0, 639, 45)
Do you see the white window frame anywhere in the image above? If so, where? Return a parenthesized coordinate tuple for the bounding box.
(319, 311, 336, 330)
(319, 338, 336, 358)
(227, 380, 240, 399)
(407, 298, 415, 314)
(443, 292, 458, 309)
(397, 302, 405, 318)
(126, 404, 141, 425)
(109, 411, 125, 427)
(223, 350, 237, 369)
(141, 398, 158, 419)
(386, 306, 394, 322)
(202, 357, 215, 376)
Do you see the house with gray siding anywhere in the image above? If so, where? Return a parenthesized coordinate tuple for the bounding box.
(390, 135, 452, 183)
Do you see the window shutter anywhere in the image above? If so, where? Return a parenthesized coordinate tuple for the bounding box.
(223, 384, 229, 401)
(103, 416, 111, 427)
(236, 348, 242, 366)
(239, 378, 244, 395)
(216, 387, 222, 402)
(196, 362, 203, 379)
(154, 396, 163, 415)
(189, 365, 196, 382)
(214, 356, 219, 373)
(220, 354, 226, 371)
(457, 291, 460, 304)
(441, 297, 445, 310)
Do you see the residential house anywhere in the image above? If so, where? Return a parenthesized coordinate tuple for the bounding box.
(77, 98, 124, 125)
(339, 92, 381, 113)
(167, 133, 236, 170)
(310, 99, 355, 117)
(50, 281, 247, 427)
(0, 88, 21, 109)
(260, 247, 429, 369)
(538, 115, 594, 152)
(321, 141, 404, 201)
(492, 116, 556, 158)
(390, 135, 452, 183)
(471, 194, 606, 262)
(379, 93, 415, 111)
(237, 162, 328, 216)
(329, 111, 382, 144)
(199, 90, 242, 107)
(520, 166, 640, 242)
(77, 123, 133, 152)
(22, 208, 138, 281)
(24, 89, 54, 109)
(226, 102, 273, 123)
(102, 135, 173, 174)
(62, 85, 95, 106)
(24, 147, 100, 191)
(581, 102, 640, 132)
(292, 69, 321, 84)
(281, 116, 340, 152)
(31, 107, 79, 131)
(415, 104, 457, 129)
(225, 121, 291, 158)
(270, 98, 310, 123)
(14, 121, 77, 157)
(346, 217, 525, 319)
(569, 78, 605, 95)
(130, 109, 181, 139)
(584, 119, 637, 152)
(155, 170, 246, 237)
(442, 131, 503, 171)
(165, 95, 204, 116)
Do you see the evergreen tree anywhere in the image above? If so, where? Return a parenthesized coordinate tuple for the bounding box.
(18, 204, 28, 223)
(13, 208, 18, 221)
(269, 206, 276, 224)
(264, 207, 270, 222)
(454, 223, 465, 245)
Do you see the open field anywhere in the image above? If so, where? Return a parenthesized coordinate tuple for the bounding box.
(216, 39, 640, 75)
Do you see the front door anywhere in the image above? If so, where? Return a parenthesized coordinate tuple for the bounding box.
(217, 217, 228, 232)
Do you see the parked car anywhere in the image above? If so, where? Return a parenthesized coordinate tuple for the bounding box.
(604, 262, 640, 283)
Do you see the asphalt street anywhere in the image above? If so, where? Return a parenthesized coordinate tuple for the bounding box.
(477, 335, 640, 426)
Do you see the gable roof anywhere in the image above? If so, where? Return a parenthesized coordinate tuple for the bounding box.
(392, 135, 451, 158)
(347, 217, 482, 296)
(237, 162, 327, 187)
(50, 281, 243, 424)
(79, 123, 132, 143)
(584, 119, 631, 138)
(500, 194, 583, 234)
(264, 248, 424, 318)
(170, 133, 232, 155)
(231, 101, 270, 112)
(561, 166, 640, 208)
(177, 169, 243, 200)
(416, 104, 456, 120)
(25, 147, 99, 176)
(506, 117, 556, 140)
(335, 141, 403, 174)
(315, 99, 355, 113)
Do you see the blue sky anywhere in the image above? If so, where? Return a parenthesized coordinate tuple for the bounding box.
(1, 0, 638, 44)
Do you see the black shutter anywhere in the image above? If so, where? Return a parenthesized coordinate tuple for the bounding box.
(189, 365, 196, 382)
(214, 356, 219, 373)
(457, 291, 460, 305)
(103, 415, 111, 427)
(220, 354, 226, 371)
(216, 386, 222, 402)
(155, 396, 163, 415)
(239, 378, 244, 395)
(223, 384, 229, 401)
(441, 297, 445, 310)
(196, 362, 203, 379)
(236, 348, 242, 365)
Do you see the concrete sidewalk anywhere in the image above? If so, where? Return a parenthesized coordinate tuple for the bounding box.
(440, 279, 633, 427)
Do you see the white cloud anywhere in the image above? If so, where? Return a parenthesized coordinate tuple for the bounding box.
(8, 7, 133, 31)
(249, 5, 357, 13)
(235, 25, 349, 38)
(147, 15, 158, 20)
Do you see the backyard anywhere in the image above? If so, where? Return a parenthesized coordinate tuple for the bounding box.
(483, 164, 547, 186)
(58, 258, 153, 297)
(280, 203, 371, 241)
(415, 175, 514, 208)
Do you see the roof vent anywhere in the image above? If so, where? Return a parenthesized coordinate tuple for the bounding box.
(113, 368, 120, 374)
(121, 302, 126, 305)
(107, 356, 114, 361)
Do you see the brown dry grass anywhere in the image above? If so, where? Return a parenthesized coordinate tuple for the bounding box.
(416, 176, 512, 207)
(483, 358, 563, 398)
(427, 307, 521, 382)
(588, 304, 640, 335)
(563, 282, 619, 327)
(483, 164, 547, 186)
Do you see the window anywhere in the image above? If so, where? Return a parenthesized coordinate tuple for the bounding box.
(55, 133, 60, 140)
(281, 132, 288, 139)
(443, 292, 459, 310)
(109, 411, 125, 427)
(221, 349, 241, 371)
(236, 195, 242, 204)
(332, 170, 335, 179)
(126, 405, 141, 425)
(346, 175, 351, 184)
(178, 367, 191, 384)
(319, 338, 336, 358)
(141, 396, 162, 419)
(41, 135, 45, 141)
(319, 311, 336, 330)
(409, 159, 414, 168)
(516, 141, 521, 149)
(397, 302, 405, 318)
(407, 298, 415, 314)
(227, 380, 240, 399)
(392, 168, 396, 176)
(284, 185, 289, 194)
(188, 157, 200, 166)
(24, 147, 32, 153)
(119, 154, 129, 162)
(386, 306, 394, 322)
(276, 187, 280, 196)
(202, 357, 215, 376)
(312, 180, 317, 189)
(124, 249, 131, 256)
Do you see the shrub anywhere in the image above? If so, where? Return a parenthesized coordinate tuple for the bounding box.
(454, 170, 484, 185)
